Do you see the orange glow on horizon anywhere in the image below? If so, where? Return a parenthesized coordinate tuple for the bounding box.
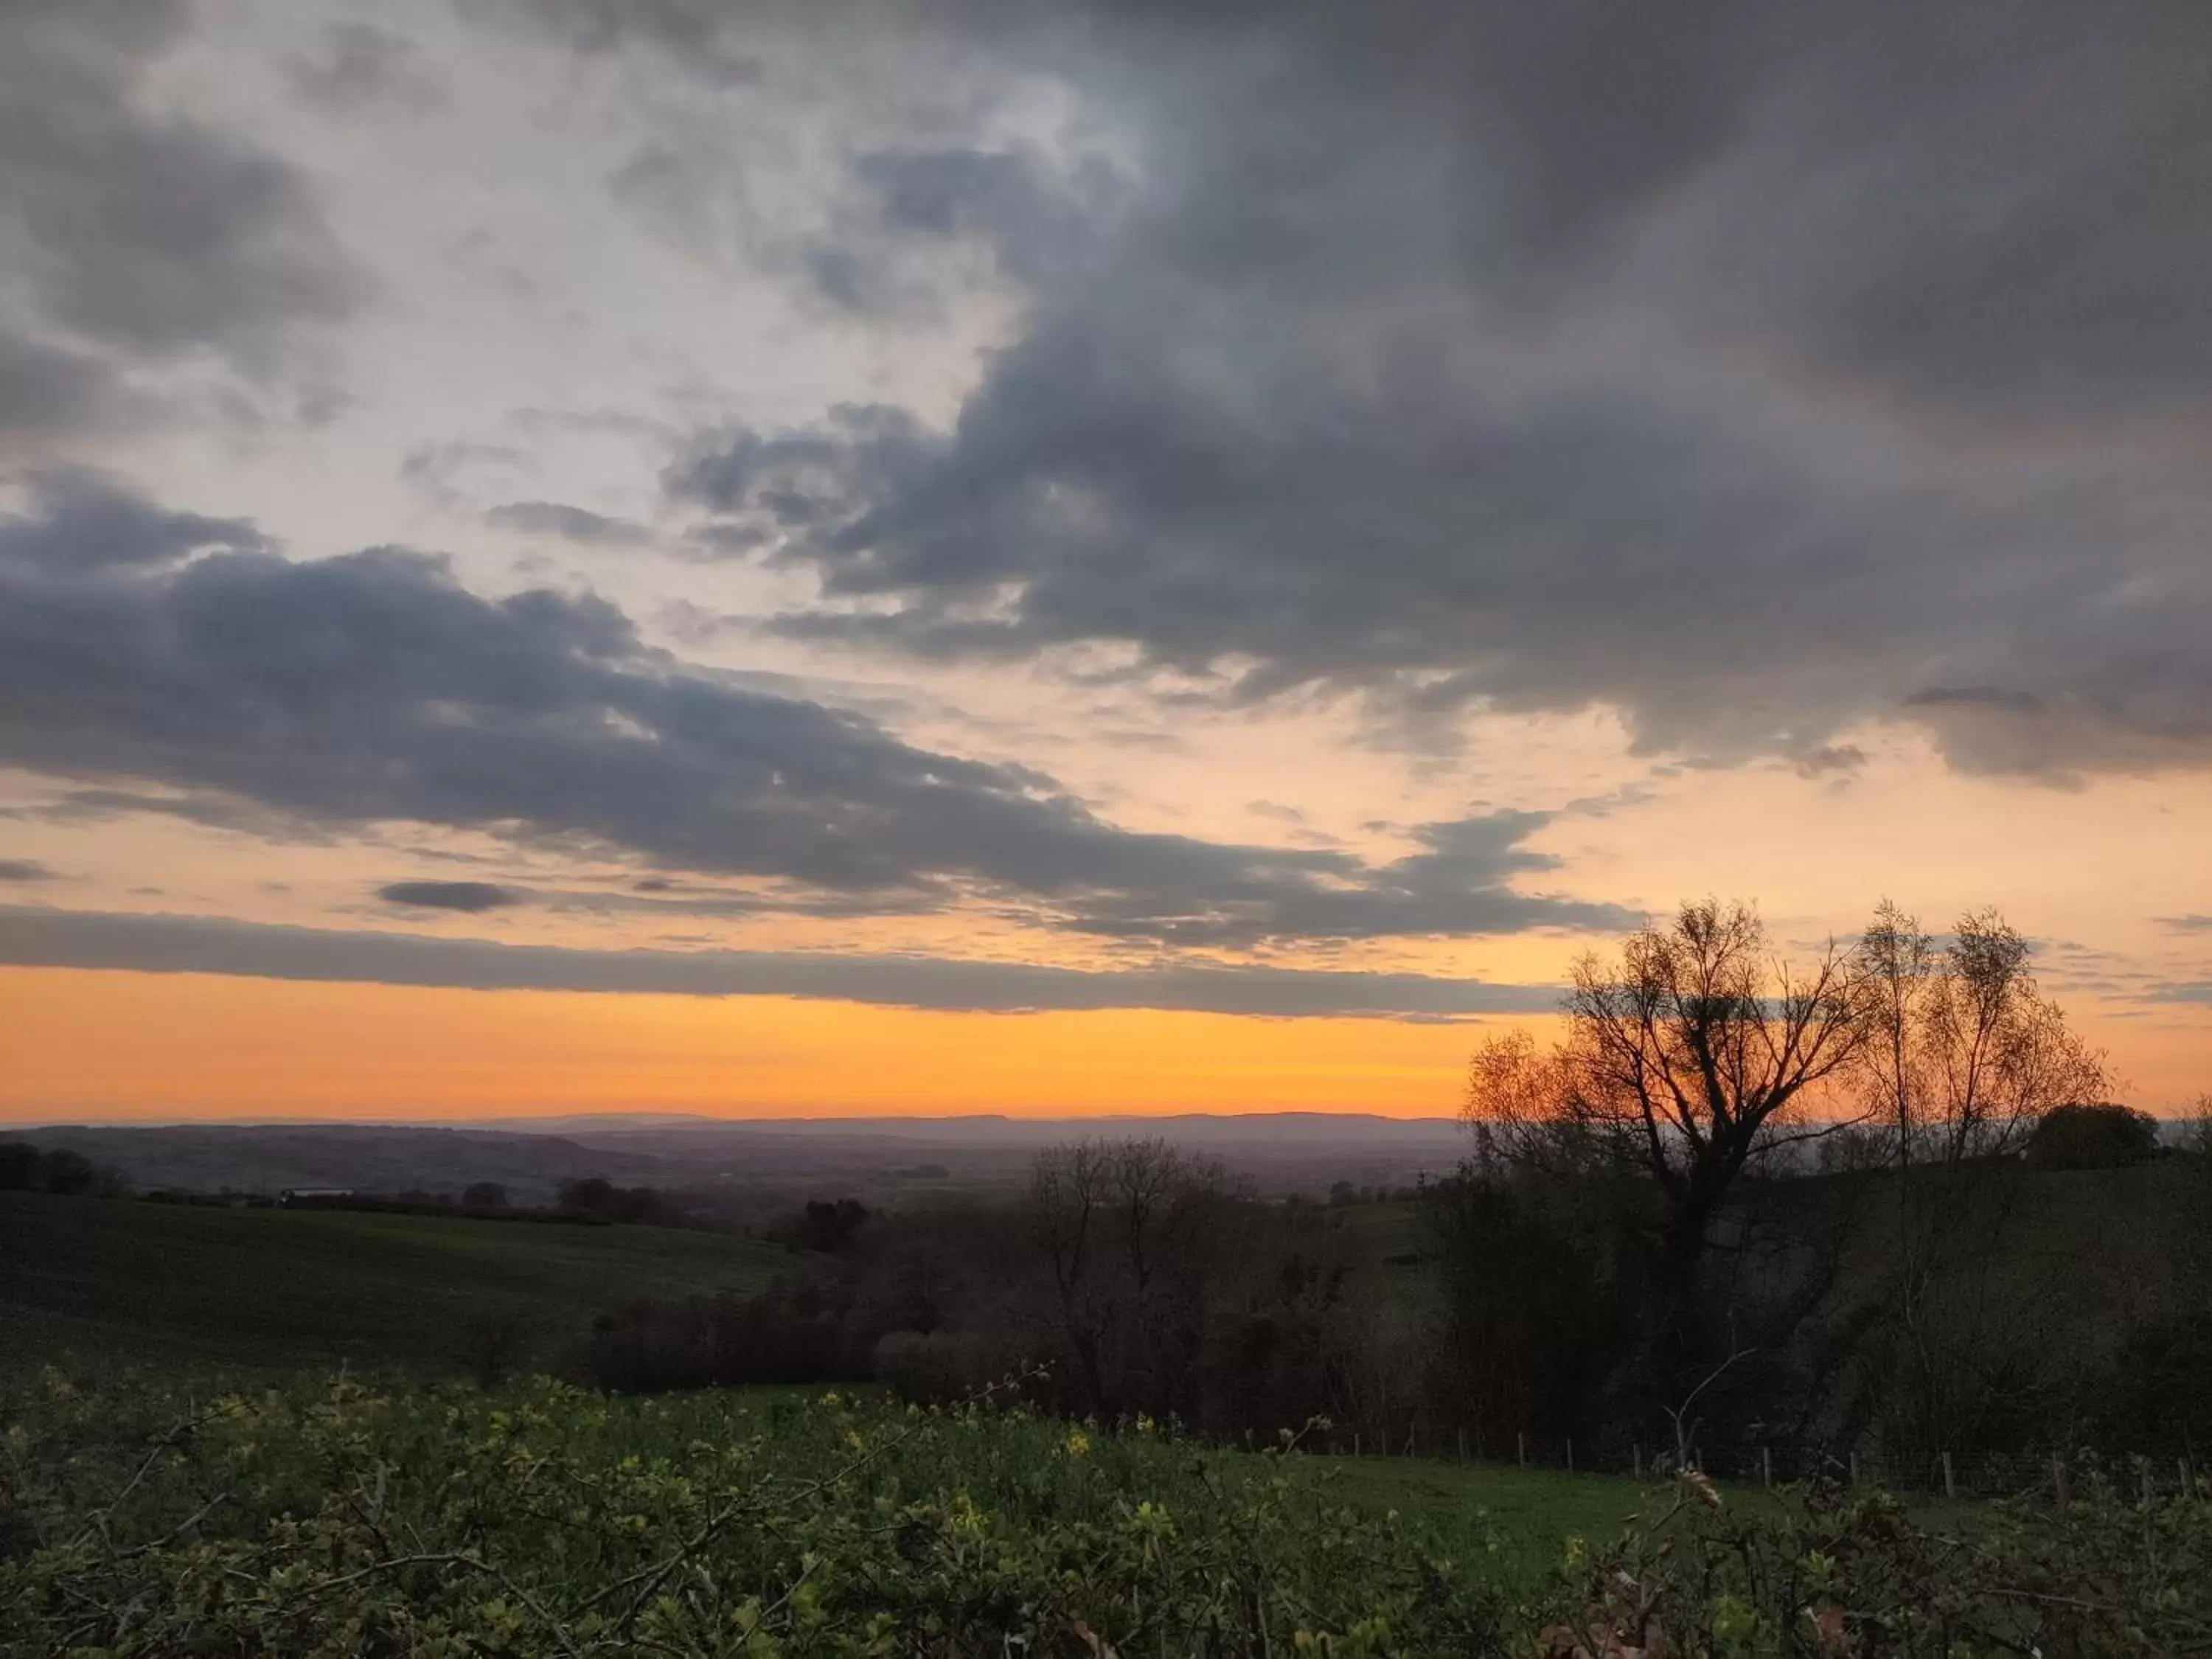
(0, 967, 1539, 1122)
(2, 966, 2202, 1124)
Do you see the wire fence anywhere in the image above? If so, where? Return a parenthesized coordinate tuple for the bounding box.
(1286, 1423, 2200, 1503)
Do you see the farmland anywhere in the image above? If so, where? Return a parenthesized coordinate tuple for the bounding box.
(0, 1191, 785, 1378)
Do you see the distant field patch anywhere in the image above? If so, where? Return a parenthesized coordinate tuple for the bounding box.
(0, 1192, 785, 1378)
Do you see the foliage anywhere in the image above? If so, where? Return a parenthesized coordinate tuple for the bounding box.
(0, 1369, 1510, 1658)
(0, 1141, 117, 1194)
(1543, 1464, 2212, 1658)
(582, 1279, 872, 1394)
(2023, 1104, 2162, 1170)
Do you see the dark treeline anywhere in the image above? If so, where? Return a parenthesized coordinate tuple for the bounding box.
(580, 900, 2212, 1487)
(0, 1143, 122, 1196)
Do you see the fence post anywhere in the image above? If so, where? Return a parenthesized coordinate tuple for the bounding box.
(1566, 1438, 1574, 1473)
(1458, 1427, 1468, 1464)
(1632, 1442, 1642, 1479)
(1762, 1446, 1773, 1489)
(1941, 1451, 1955, 1500)
(1517, 1432, 1526, 1467)
(2053, 1455, 2070, 1506)
(2142, 1465, 2155, 1507)
(1849, 1450, 1860, 1489)
(2183, 1457, 2193, 1495)
(1354, 1432, 1360, 1458)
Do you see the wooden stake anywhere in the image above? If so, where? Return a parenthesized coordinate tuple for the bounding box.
(1762, 1445, 1773, 1488)
(1517, 1432, 1526, 1467)
(1565, 1438, 1574, 1473)
(1458, 1427, 1468, 1464)
(2053, 1455, 2071, 1506)
(1941, 1451, 1955, 1500)
(1849, 1450, 1860, 1488)
(1632, 1442, 1642, 1478)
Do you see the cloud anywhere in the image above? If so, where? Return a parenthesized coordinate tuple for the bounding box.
(0, 1, 362, 373)
(2160, 916, 2212, 934)
(0, 859, 57, 883)
(0, 905, 1560, 1020)
(284, 21, 445, 113)
(484, 501, 651, 546)
(1795, 745, 1866, 780)
(400, 441, 526, 505)
(625, 1, 2212, 782)
(0, 323, 148, 449)
(376, 880, 524, 913)
(0, 469, 1630, 947)
(0, 466, 268, 573)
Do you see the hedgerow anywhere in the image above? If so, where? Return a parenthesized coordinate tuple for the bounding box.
(0, 1370, 1509, 1658)
(1540, 1464, 2212, 1658)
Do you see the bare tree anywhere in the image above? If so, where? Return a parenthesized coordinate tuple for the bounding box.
(1848, 902, 2107, 1468)
(1026, 1137, 1228, 1418)
(1468, 900, 1864, 1302)
(2182, 1092, 2212, 1159)
(1856, 902, 2105, 1172)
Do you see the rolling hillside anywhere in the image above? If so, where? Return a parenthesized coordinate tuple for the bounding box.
(0, 1192, 786, 1378)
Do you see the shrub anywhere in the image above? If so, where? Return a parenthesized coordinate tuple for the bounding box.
(1544, 1464, 2212, 1657)
(2025, 1103, 2163, 1170)
(1, 1370, 1510, 1657)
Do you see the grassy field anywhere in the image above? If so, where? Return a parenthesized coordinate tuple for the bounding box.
(0, 1192, 787, 1378)
(1313, 1453, 1659, 1576)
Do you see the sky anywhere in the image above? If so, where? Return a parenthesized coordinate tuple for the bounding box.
(1, 0, 2208, 1122)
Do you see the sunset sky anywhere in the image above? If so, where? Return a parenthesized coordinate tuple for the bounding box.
(2, 1, 2208, 1122)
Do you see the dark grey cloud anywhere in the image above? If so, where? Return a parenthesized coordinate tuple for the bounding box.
(0, 1, 361, 373)
(619, 1, 2212, 782)
(285, 21, 445, 113)
(0, 324, 147, 448)
(0, 859, 57, 883)
(0, 469, 1629, 947)
(0, 905, 1558, 1020)
(799, 145, 1124, 316)
(377, 880, 524, 914)
(484, 501, 651, 546)
(0, 467, 268, 573)
(2160, 916, 2212, 935)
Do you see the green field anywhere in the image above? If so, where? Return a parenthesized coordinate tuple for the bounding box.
(1314, 1453, 1658, 1579)
(0, 1192, 786, 1377)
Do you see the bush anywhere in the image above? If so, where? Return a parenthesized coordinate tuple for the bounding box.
(2025, 1103, 2163, 1170)
(1544, 1464, 2212, 1657)
(874, 1329, 999, 1404)
(1, 1370, 1510, 1657)
(582, 1280, 869, 1393)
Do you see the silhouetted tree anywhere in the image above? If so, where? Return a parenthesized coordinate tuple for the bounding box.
(0, 1143, 41, 1189)
(1468, 900, 1863, 1306)
(795, 1197, 871, 1253)
(1028, 1137, 1230, 1419)
(2025, 1102, 2160, 1169)
(1844, 902, 2108, 1470)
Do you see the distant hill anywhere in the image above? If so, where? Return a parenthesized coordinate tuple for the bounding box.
(5, 1113, 1476, 1199)
(518, 1111, 1474, 1193)
(3, 1123, 668, 1203)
